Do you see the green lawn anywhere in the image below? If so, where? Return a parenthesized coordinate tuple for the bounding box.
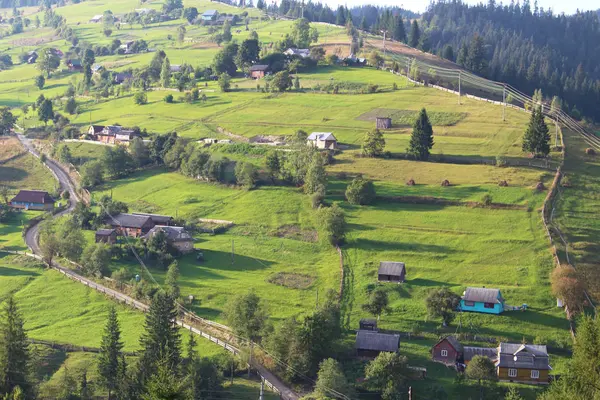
(0, 136, 56, 194)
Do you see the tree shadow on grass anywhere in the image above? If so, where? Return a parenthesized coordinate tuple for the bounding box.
(182, 250, 274, 275)
(33, 347, 67, 382)
(0, 166, 29, 183)
(0, 266, 39, 277)
(352, 238, 456, 254)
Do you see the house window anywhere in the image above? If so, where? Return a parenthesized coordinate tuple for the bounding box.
(531, 370, 540, 379)
(441, 349, 448, 357)
(484, 302, 495, 309)
(464, 301, 475, 307)
(508, 369, 518, 378)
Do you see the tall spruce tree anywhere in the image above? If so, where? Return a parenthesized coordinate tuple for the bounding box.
(466, 34, 487, 75)
(138, 292, 182, 381)
(522, 107, 550, 157)
(408, 108, 434, 161)
(161, 57, 172, 88)
(98, 306, 124, 400)
(393, 15, 406, 42)
(409, 20, 420, 48)
(0, 297, 31, 397)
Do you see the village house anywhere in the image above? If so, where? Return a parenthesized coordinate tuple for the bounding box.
(67, 59, 83, 71)
(201, 9, 219, 22)
(377, 261, 406, 283)
(89, 15, 103, 23)
(93, 125, 137, 144)
(284, 48, 310, 58)
(497, 343, 551, 384)
(87, 125, 105, 139)
(119, 41, 135, 54)
(144, 225, 194, 254)
(10, 190, 55, 211)
(306, 132, 337, 150)
(249, 64, 269, 79)
(92, 64, 104, 74)
(431, 336, 464, 365)
(95, 228, 117, 244)
(355, 330, 400, 358)
(113, 72, 133, 85)
(170, 65, 182, 73)
(132, 213, 174, 226)
(107, 213, 155, 238)
(459, 287, 505, 314)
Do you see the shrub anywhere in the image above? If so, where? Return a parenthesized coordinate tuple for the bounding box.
(498, 180, 508, 187)
(164, 94, 174, 103)
(345, 177, 376, 205)
(495, 155, 507, 167)
(481, 194, 492, 206)
(441, 179, 450, 187)
(406, 178, 416, 186)
(134, 92, 148, 105)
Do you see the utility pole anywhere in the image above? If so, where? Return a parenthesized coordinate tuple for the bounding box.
(408, 386, 412, 400)
(555, 119, 559, 147)
(502, 84, 506, 122)
(458, 71, 462, 105)
(380, 30, 388, 56)
(259, 379, 264, 400)
(406, 58, 410, 87)
(248, 341, 253, 378)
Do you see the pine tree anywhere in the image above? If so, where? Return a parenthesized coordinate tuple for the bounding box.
(80, 371, 92, 400)
(165, 261, 180, 299)
(161, 57, 171, 88)
(408, 108, 434, 161)
(457, 43, 468, 66)
(360, 16, 368, 31)
(393, 16, 406, 42)
(98, 306, 124, 400)
(138, 292, 182, 381)
(409, 20, 420, 48)
(522, 107, 550, 157)
(466, 34, 487, 75)
(0, 296, 30, 397)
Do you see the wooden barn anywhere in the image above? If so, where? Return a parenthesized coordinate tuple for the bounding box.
(107, 213, 155, 238)
(250, 65, 269, 79)
(376, 117, 392, 129)
(95, 229, 117, 244)
(359, 319, 378, 331)
(355, 330, 400, 358)
(378, 261, 406, 283)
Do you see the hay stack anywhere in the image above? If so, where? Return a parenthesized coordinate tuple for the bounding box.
(498, 180, 508, 187)
(535, 182, 546, 191)
(441, 180, 451, 187)
(406, 178, 416, 186)
(585, 148, 596, 156)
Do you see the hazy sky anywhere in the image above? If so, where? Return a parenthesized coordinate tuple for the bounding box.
(320, 0, 598, 15)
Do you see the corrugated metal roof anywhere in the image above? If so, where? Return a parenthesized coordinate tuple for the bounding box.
(378, 261, 405, 277)
(496, 343, 550, 369)
(145, 226, 193, 242)
(307, 132, 336, 141)
(202, 9, 218, 16)
(109, 213, 153, 229)
(10, 190, 54, 204)
(132, 213, 173, 224)
(463, 287, 502, 303)
(463, 346, 497, 362)
(96, 229, 116, 236)
(355, 331, 400, 352)
(250, 64, 269, 71)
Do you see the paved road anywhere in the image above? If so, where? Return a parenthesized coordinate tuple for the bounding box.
(15, 134, 300, 400)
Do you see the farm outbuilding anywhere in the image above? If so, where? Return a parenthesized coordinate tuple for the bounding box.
(432, 336, 463, 365)
(378, 261, 406, 283)
(132, 213, 174, 226)
(95, 229, 117, 244)
(355, 331, 400, 358)
(307, 132, 337, 150)
(359, 319, 378, 331)
(250, 64, 269, 79)
(107, 213, 155, 238)
(376, 117, 392, 129)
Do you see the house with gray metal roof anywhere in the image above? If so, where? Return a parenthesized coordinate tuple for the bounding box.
(355, 330, 400, 358)
(307, 132, 337, 150)
(497, 343, 551, 384)
(459, 287, 505, 314)
(378, 261, 406, 283)
(107, 213, 155, 238)
(144, 225, 194, 253)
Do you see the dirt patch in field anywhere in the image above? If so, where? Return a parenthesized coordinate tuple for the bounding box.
(103, 60, 136, 69)
(0, 137, 26, 161)
(274, 224, 318, 242)
(190, 42, 220, 50)
(268, 272, 315, 289)
(357, 108, 467, 127)
(250, 135, 287, 144)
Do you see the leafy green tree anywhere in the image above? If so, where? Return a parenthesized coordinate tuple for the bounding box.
(165, 261, 180, 299)
(34, 74, 45, 89)
(80, 242, 111, 277)
(0, 108, 17, 136)
(224, 291, 268, 342)
(183, 7, 198, 23)
(235, 39, 260, 71)
(38, 98, 54, 125)
(98, 306, 124, 400)
(425, 287, 461, 326)
(362, 129, 386, 157)
(177, 25, 186, 43)
(102, 146, 135, 178)
(504, 387, 524, 400)
(213, 42, 238, 76)
(466, 355, 497, 400)
(345, 177, 376, 205)
(149, 51, 166, 81)
(271, 70, 292, 92)
(234, 161, 258, 189)
(134, 92, 148, 105)
(37, 48, 60, 77)
(409, 20, 420, 48)
(365, 352, 410, 400)
(0, 297, 31, 397)
(265, 151, 281, 182)
(314, 358, 355, 399)
(138, 292, 182, 383)
(291, 18, 312, 48)
(218, 72, 231, 92)
(130, 137, 149, 168)
(368, 50, 383, 68)
(522, 107, 550, 157)
(187, 357, 222, 400)
(161, 57, 172, 88)
(163, 137, 186, 170)
(304, 153, 326, 195)
(408, 108, 434, 161)
(64, 97, 77, 115)
(80, 160, 104, 188)
(317, 203, 346, 246)
(362, 287, 390, 320)
(56, 144, 73, 164)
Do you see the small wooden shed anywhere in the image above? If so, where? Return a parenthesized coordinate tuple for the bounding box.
(359, 319, 378, 331)
(378, 261, 406, 283)
(95, 229, 117, 244)
(376, 117, 392, 129)
(432, 336, 464, 365)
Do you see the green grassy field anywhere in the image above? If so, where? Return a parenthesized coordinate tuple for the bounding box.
(0, 136, 56, 193)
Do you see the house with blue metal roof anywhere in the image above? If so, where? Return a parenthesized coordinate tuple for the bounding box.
(201, 9, 219, 21)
